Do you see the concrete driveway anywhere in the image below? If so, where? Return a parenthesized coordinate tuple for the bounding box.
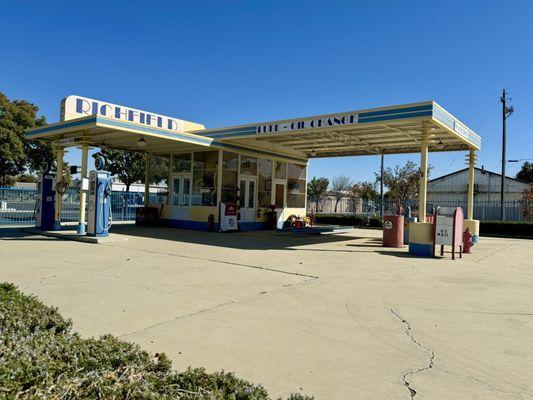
(1, 226, 532, 399)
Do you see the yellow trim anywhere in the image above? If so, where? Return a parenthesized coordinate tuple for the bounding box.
(409, 222, 434, 245)
(464, 219, 480, 237)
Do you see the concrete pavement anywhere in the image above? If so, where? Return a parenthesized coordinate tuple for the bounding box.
(1, 226, 532, 399)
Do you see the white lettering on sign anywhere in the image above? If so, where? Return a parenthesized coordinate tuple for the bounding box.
(256, 112, 358, 134)
(453, 121, 470, 139)
(60, 95, 187, 133)
(435, 215, 453, 246)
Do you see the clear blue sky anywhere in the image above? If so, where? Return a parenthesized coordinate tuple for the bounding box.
(1, 0, 532, 183)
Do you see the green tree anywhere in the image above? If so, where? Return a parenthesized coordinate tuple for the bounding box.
(149, 155, 170, 185)
(351, 181, 378, 200)
(92, 150, 169, 192)
(307, 177, 329, 212)
(516, 161, 533, 184)
(93, 149, 146, 192)
(0, 92, 51, 186)
(376, 160, 432, 206)
(329, 175, 352, 212)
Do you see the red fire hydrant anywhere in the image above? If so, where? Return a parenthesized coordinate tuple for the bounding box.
(463, 227, 473, 254)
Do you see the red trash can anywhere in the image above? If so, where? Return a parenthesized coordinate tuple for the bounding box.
(383, 215, 404, 248)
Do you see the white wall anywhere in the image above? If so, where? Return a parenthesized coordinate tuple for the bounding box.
(428, 169, 530, 202)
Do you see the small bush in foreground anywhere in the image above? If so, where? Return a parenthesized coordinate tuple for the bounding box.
(0, 283, 313, 399)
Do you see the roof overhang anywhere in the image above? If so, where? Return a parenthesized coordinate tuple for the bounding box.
(26, 100, 480, 162)
(26, 115, 214, 154)
(25, 115, 308, 163)
(192, 101, 481, 158)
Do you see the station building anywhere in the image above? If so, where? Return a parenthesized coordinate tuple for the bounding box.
(26, 95, 482, 255)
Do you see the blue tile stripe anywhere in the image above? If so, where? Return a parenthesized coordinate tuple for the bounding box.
(358, 104, 432, 118)
(26, 117, 98, 136)
(201, 126, 257, 138)
(358, 110, 432, 124)
(432, 105, 481, 148)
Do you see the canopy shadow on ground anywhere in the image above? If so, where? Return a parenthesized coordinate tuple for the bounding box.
(109, 224, 362, 251)
(0, 227, 59, 241)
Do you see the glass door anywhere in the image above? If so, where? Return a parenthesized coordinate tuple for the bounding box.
(239, 177, 256, 227)
(171, 173, 191, 220)
(274, 179, 286, 229)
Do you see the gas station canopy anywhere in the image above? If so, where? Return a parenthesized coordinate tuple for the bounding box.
(25, 95, 483, 253)
(27, 97, 480, 159)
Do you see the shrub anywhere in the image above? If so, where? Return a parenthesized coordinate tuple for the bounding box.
(368, 216, 382, 228)
(480, 221, 533, 238)
(314, 213, 384, 228)
(0, 283, 313, 399)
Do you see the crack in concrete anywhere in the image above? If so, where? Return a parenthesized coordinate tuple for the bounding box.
(474, 243, 516, 264)
(101, 243, 319, 279)
(472, 376, 533, 397)
(390, 308, 435, 399)
(118, 278, 313, 339)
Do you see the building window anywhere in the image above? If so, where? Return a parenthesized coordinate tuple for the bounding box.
(172, 153, 192, 173)
(287, 163, 306, 208)
(192, 151, 218, 206)
(240, 155, 258, 176)
(258, 158, 272, 208)
(275, 161, 287, 179)
(222, 151, 238, 203)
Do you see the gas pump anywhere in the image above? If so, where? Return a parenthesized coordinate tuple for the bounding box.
(35, 170, 55, 230)
(87, 158, 112, 237)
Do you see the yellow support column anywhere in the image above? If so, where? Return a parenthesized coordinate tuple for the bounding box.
(464, 148, 480, 242)
(53, 147, 64, 230)
(144, 154, 150, 207)
(408, 123, 434, 257)
(217, 150, 223, 209)
(418, 124, 429, 222)
(76, 142, 89, 234)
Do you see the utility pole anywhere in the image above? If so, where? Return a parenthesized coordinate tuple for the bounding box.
(500, 89, 514, 221)
(380, 153, 384, 218)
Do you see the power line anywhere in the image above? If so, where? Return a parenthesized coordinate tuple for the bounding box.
(475, 100, 499, 131)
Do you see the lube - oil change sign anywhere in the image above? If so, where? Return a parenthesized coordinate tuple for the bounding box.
(60, 95, 189, 133)
(256, 112, 358, 134)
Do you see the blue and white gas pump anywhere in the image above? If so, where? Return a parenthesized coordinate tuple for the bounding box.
(87, 157, 112, 237)
(35, 169, 55, 230)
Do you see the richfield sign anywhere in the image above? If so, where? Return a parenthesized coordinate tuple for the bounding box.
(60, 95, 187, 133)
